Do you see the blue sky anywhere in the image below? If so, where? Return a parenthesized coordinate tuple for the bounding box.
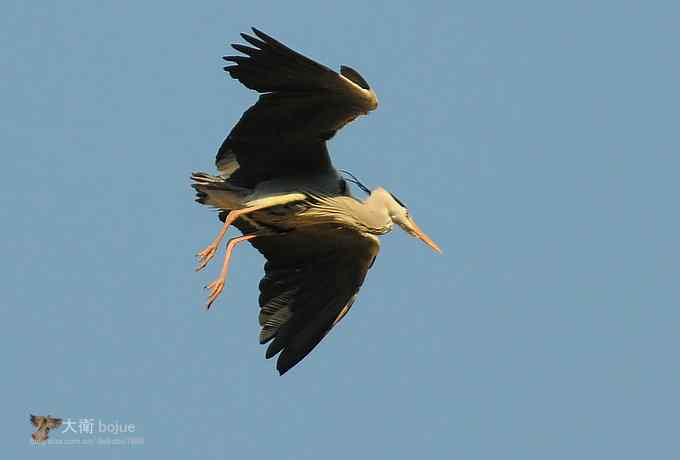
(3, 0, 679, 458)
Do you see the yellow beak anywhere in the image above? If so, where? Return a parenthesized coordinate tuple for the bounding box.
(408, 218, 442, 254)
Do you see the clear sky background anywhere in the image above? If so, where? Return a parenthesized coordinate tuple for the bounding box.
(3, 1, 679, 458)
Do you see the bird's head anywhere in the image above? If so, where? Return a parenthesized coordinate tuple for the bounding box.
(372, 188, 442, 254)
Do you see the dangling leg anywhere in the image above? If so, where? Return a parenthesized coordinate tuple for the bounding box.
(195, 219, 230, 272)
(195, 203, 274, 271)
(204, 233, 258, 309)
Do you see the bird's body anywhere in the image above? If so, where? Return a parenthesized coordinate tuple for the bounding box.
(194, 171, 396, 235)
(191, 28, 440, 374)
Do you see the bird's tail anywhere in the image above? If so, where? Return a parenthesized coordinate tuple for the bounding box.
(191, 172, 250, 209)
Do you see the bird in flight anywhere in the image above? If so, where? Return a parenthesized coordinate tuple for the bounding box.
(30, 414, 62, 442)
(192, 28, 441, 374)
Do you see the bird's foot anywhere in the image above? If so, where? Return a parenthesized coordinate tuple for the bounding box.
(204, 278, 225, 310)
(195, 244, 218, 272)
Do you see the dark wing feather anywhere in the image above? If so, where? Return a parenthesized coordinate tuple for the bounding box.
(217, 28, 378, 186)
(46, 417, 63, 429)
(232, 218, 379, 375)
(224, 28, 337, 93)
(30, 415, 42, 428)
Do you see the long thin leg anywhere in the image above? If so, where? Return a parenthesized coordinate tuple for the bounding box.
(195, 220, 230, 271)
(195, 203, 274, 271)
(204, 233, 258, 309)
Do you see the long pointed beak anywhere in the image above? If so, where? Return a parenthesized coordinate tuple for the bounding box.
(408, 218, 442, 254)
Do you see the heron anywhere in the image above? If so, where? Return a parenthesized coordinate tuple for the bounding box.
(192, 28, 441, 374)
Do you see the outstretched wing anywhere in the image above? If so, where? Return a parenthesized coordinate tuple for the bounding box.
(30, 415, 44, 428)
(217, 28, 378, 187)
(46, 417, 63, 429)
(233, 219, 379, 375)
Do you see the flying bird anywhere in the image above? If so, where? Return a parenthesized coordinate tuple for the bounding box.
(30, 415, 62, 442)
(192, 28, 441, 375)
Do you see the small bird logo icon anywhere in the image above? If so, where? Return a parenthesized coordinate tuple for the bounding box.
(30, 415, 62, 442)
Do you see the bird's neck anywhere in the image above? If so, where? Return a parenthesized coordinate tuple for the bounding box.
(362, 193, 393, 235)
